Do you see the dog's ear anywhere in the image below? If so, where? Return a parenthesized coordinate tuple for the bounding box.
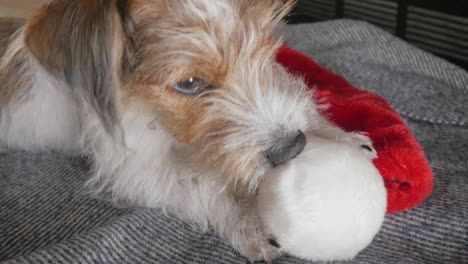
(25, 0, 134, 137)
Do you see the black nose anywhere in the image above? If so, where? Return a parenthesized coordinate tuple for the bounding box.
(266, 130, 306, 167)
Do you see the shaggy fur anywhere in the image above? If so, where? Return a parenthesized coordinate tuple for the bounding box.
(0, 0, 375, 261)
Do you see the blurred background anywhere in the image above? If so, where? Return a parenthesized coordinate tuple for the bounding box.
(288, 0, 468, 70)
(0, 0, 43, 18)
(0, 0, 466, 69)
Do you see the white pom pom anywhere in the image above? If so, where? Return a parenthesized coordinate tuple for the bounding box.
(258, 135, 387, 261)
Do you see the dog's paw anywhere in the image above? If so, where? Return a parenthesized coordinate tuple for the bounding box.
(227, 215, 283, 263)
(341, 132, 377, 160)
(238, 234, 282, 263)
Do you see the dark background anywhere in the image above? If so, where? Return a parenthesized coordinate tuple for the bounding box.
(287, 0, 468, 70)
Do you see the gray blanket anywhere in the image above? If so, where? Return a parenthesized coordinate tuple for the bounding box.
(1, 19, 467, 264)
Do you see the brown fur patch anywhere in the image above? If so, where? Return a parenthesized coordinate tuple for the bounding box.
(0, 18, 26, 107)
(0, 49, 29, 107)
(126, 0, 293, 138)
(121, 0, 296, 193)
(24, 0, 130, 134)
(0, 18, 24, 57)
(25, 1, 123, 75)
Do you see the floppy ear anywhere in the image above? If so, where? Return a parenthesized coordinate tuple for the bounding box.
(24, 0, 133, 136)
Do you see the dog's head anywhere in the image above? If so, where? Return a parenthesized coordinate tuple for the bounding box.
(25, 0, 318, 194)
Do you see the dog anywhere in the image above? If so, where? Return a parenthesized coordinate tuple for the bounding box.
(0, 0, 376, 261)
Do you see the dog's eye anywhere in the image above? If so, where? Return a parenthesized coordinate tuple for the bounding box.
(172, 77, 210, 96)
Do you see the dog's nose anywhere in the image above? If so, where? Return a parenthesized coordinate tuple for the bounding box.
(266, 130, 306, 166)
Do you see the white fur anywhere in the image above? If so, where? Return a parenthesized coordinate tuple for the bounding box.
(82, 100, 280, 261)
(0, 33, 81, 153)
(258, 135, 387, 261)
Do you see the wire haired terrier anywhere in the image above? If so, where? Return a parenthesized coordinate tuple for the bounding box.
(0, 0, 375, 261)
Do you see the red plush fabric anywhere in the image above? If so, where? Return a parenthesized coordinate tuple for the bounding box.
(276, 46, 433, 213)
